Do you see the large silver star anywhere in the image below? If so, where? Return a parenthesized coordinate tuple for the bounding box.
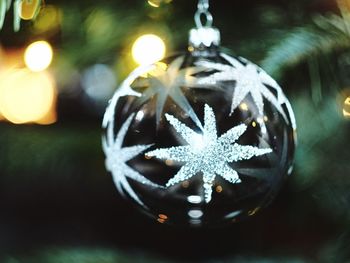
(146, 104, 272, 203)
(102, 113, 159, 206)
(196, 53, 288, 121)
(133, 56, 206, 128)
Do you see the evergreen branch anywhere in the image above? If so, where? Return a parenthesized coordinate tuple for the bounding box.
(261, 14, 350, 77)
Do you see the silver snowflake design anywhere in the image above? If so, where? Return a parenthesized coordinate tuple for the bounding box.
(133, 56, 206, 128)
(146, 104, 272, 203)
(102, 113, 160, 206)
(196, 53, 288, 122)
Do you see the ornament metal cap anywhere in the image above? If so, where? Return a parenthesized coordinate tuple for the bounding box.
(189, 27, 221, 48)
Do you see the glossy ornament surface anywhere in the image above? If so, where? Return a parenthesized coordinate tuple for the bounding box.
(102, 1, 296, 227)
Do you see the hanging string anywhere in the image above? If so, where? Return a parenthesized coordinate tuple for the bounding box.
(194, 0, 213, 28)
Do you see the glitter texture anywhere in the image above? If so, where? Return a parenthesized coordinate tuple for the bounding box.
(146, 104, 272, 203)
(132, 56, 207, 128)
(196, 53, 290, 123)
(102, 113, 160, 206)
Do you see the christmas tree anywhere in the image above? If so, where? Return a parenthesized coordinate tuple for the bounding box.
(0, 0, 350, 262)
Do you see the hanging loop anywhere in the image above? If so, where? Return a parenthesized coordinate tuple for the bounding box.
(189, 0, 220, 49)
(194, 0, 213, 28)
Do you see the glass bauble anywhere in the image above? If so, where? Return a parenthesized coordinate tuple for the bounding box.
(102, 47, 296, 227)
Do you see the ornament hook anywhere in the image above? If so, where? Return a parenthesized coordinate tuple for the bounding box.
(195, 0, 213, 28)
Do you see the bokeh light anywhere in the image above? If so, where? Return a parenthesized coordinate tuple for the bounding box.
(81, 64, 116, 102)
(24, 41, 53, 72)
(132, 34, 166, 66)
(20, 0, 41, 20)
(0, 69, 56, 124)
(33, 5, 61, 33)
(147, 0, 173, 8)
(343, 96, 350, 118)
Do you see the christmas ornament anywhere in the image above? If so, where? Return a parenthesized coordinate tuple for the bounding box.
(102, 0, 296, 226)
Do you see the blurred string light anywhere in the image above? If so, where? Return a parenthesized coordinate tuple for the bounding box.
(343, 96, 350, 118)
(147, 0, 172, 8)
(0, 69, 56, 124)
(81, 64, 116, 102)
(24, 40, 53, 72)
(132, 34, 166, 65)
(19, 0, 41, 20)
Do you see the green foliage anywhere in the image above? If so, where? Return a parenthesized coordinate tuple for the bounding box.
(2, 248, 165, 263)
(0, 247, 309, 263)
(261, 13, 350, 78)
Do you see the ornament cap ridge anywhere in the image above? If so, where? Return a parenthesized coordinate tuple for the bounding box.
(189, 26, 221, 49)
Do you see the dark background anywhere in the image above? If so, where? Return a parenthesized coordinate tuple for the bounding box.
(1, 0, 350, 262)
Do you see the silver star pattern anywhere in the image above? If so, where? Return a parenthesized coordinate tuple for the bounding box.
(102, 63, 155, 129)
(133, 56, 206, 128)
(196, 53, 289, 122)
(102, 113, 159, 206)
(146, 104, 272, 203)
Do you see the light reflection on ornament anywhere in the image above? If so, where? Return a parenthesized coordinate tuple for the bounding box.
(187, 195, 202, 204)
(188, 209, 203, 219)
(224, 210, 242, 219)
(239, 103, 249, 111)
(157, 214, 168, 223)
(24, 41, 53, 72)
(132, 34, 166, 66)
(0, 69, 56, 124)
(215, 185, 223, 193)
(135, 110, 145, 121)
(248, 207, 260, 216)
(165, 159, 174, 166)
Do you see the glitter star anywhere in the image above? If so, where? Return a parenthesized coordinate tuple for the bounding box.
(133, 56, 206, 128)
(196, 53, 288, 121)
(102, 113, 160, 206)
(146, 104, 272, 203)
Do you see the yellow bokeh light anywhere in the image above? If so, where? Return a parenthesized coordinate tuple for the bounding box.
(20, 0, 41, 20)
(132, 34, 166, 66)
(147, 0, 172, 7)
(33, 5, 62, 33)
(148, 0, 161, 7)
(24, 41, 53, 72)
(343, 97, 350, 118)
(239, 103, 249, 111)
(216, 185, 223, 193)
(0, 69, 56, 124)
